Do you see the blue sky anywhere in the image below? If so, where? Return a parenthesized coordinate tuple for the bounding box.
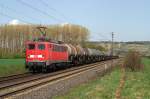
(0, 0, 149, 41)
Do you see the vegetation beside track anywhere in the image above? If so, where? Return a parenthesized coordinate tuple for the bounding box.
(121, 58, 150, 98)
(0, 59, 26, 77)
(54, 58, 150, 99)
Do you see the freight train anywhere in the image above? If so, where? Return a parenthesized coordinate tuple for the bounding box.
(25, 27, 118, 72)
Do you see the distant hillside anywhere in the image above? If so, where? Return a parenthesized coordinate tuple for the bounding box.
(89, 41, 150, 56)
(89, 41, 150, 44)
(125, 41, 150, 45)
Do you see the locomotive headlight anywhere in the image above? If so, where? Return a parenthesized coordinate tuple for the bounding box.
(37, 55, 44, 58)
(29, 55, 34, 58)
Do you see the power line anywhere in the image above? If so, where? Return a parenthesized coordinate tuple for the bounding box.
(39, 0, 71, 22)
(0, 12, 33, 24)
(0, 4, 39, 23)
(16, 0, 63, 23)
(93, 32, 111, 41)
(99, 33, 111, 41)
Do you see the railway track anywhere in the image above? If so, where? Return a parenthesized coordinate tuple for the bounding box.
(0, 72, 32, 84)
(0, 59, 120, 98)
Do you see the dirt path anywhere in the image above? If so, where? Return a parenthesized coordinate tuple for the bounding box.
(115, 64, 126, 99)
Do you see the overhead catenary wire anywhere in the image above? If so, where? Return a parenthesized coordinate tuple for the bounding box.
(39, 0, 71, 22)
(16, 0, 63, 23)
(99, 33, 110, 41)
(0, 4, 39, 23)
(0, 12, 33, 25)
(94, 32, 111, 41)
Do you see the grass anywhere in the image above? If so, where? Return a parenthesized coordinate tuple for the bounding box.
(0, 59, 26, 77)
(53, 58, 150, 99)
(53, 68, 121, 99)
(122, 58, 150, 99)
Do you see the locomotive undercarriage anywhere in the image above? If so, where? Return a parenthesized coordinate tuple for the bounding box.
(26, 55, 118, 73)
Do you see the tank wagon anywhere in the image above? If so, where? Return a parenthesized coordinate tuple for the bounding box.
(25, 27, 118, 72)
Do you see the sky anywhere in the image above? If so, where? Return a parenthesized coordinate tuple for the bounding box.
(0, 0, 149, 41)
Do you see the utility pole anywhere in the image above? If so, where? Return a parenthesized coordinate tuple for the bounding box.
(111, 32, 114, 56)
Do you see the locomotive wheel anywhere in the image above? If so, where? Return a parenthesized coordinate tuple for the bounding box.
(50, 64, 56, 72)
(32, 68, 37, 73)
(37, 67, 42, 72)
(42, 67, 48, 73)
(29, 67, 36, 73)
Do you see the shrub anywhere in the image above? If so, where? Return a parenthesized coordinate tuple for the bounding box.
(123, 50, 143, 71)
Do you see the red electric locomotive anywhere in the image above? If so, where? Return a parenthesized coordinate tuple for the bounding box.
(25, 27, 69, 72)
(26, 41, 68, 72)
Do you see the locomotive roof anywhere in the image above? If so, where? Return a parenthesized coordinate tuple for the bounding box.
(25, 41, 66, 46)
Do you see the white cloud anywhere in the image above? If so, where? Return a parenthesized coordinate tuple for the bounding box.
(8, 19, 21, 25)
(60, 22, 70, 26)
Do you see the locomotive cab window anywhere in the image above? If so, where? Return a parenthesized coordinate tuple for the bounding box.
(28, 44, 35, 50)
(38, 44, 45, 50)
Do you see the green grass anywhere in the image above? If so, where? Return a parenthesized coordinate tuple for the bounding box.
(53, 58, 150, 99)
(122, 58, 150, 99)
(53, 68, 121, 99)
(0, 59, 26, 77)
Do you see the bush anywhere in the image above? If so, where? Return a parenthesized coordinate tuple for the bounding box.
(145, 56, 150, 59)
(123, 50, 143, 71)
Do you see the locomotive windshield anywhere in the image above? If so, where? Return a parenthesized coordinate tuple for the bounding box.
(28, 44, 35, 50)
(38, 44, 45, 50)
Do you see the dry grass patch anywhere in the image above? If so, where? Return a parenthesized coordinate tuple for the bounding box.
(123, 50, 143, 71)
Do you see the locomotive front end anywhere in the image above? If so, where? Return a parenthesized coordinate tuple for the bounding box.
(25, 42, 48, 72)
